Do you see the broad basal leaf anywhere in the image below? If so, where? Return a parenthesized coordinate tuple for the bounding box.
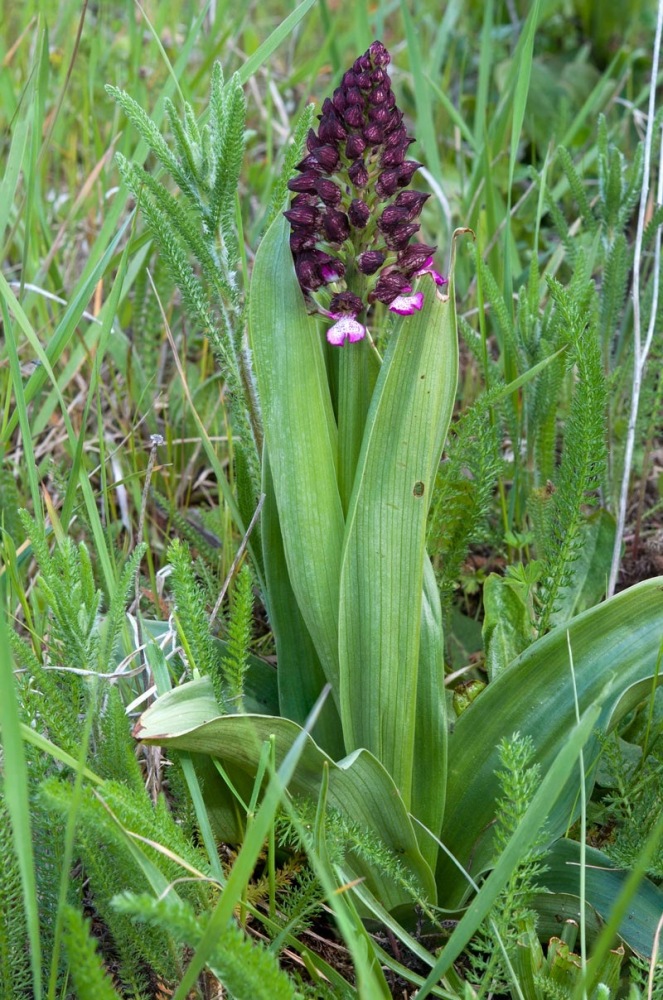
(338, 243, 459, 811)
(539, 838, 663, 958)
(135, 678, 436, 908)
(438, 577, 663, 906)
(250, 214, 344, 694)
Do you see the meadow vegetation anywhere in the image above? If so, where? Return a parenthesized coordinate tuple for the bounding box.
(1, 1, 663, 997)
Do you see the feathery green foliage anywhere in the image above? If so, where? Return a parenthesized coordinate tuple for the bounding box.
(150, 489, 223, 571)
(113, 891, 297, 1000)
(130, 255, 175, 391)
(18, 509, 103, 671)
(108, 65, 262, 521)
(468, 733, 548, 995)
(597, 732, 663, 879)
(428, 385, 503, 611)
(220, 563, 254, 705)
(61, 906, 122, 1000)
(167, 537, 223, 692)
(41, 776, 213, 990)
(276, 798, 423, 907)
(94, 688, 145, 794)
(534, 269, 607, 634)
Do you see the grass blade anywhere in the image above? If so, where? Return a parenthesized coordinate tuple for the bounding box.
(0, 601, 42, 999)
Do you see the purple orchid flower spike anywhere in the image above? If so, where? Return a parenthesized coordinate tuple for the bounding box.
(284, 40, 444, 344)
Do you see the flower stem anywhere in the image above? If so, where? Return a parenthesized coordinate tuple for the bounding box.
(337, 336, 379, 514)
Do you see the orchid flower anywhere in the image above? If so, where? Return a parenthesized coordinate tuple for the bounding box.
(284, 41, 445, 345)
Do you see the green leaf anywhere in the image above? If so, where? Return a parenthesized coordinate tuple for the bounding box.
(482, 571, 534, 681)
(249, 215, 344, 695)
(438, 577, 663, 905)
(338, 244, 459, 809)
(0, 603, 42, 999)
(134, 677, 436, 908)
(261, 456, 344, 758)
(411, 557, 448, 871)
(539, 839, 663, 958)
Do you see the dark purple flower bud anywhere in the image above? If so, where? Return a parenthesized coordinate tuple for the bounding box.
(321, 98, 335, 117)
(368, 85, 389, 105)
(370, 67, 387, 86)
(348, 198, 370, 228)
(345, 86, 363, 106)
(381, 141, 410, 167)
(397, 243, 437, 274)
(315, 178, 342, 206)
(342, 70, 358, 88)
(332, 87, 346, 113)
(284, 204, 320, 228)
(355, 54, 371, 73)
(383, 222, 420, 250)
(306, 128, 322, 152)
(296, 154, 323, 173)
(291, 192, 318, 207)
(288, 171, 321, 194)
(330, 291, 364, 315)
(318, 112, 347, 144)
(394, 189, 430, 220)
(295, 252, 324, 290)
(356, 70, 372, 89)
(295, 250, 342, 290)
(313, 144, 340, 172)
(369, 41, 391, 66)
(385, 126, 408, 147)
(384, 109, 404, 133)
(376, 162, 422, 199)
(375, 170, 399, 199)
(357, 250, 386, 275)
(348, 160, 369, 188)
(368, 104, 391, 125)
(373, 270, 411, 304)
(395, 189, 429, 210)
(396, 160, 422, 186)
(363, 122, 384, 145)
(377, 204, 410, 233)
(344, 105, 364, 128)
(290, 230, 318, 252)
(322, 208, 351, 244)
(320, 257, 345, 282)
(345, 134, 367, 160)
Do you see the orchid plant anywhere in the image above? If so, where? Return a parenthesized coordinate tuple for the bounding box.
(126, 40, 663, 965)
(255, 41, 459, 853)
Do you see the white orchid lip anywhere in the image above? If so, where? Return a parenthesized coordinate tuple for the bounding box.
(326, 314, 367, 345)
(388, 290, 424, 315)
